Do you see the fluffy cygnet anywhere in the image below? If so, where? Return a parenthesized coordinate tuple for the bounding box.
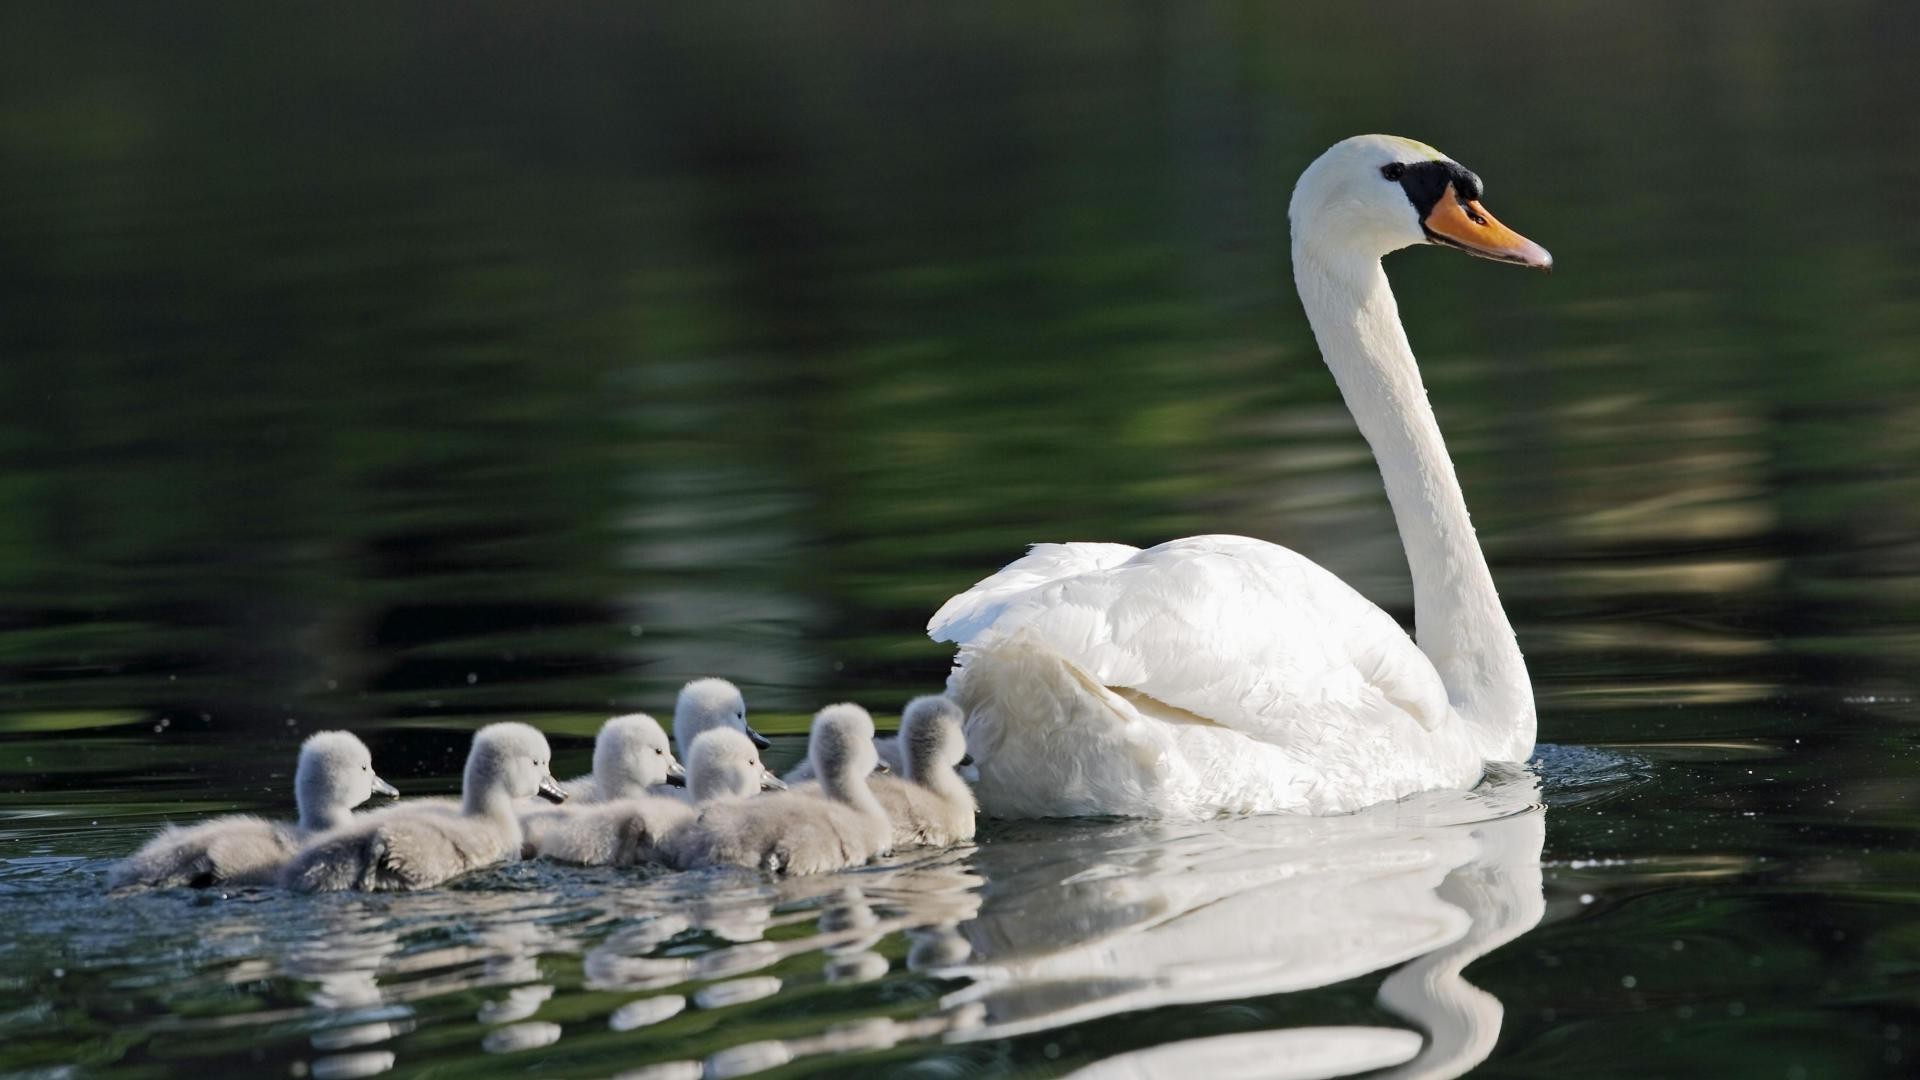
(651, 678, 779, 801)
(783, 697, 980, 786)
(866, 696, 977, 848)
(527, 727, 778, 867)
(282, 723, 564, 892)
(666, 704, 891, 876)
(558, 713, 685, 803)
(109, 731, 396, 890)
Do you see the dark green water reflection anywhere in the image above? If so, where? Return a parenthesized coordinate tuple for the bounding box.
(3, 2, 1919, 1077)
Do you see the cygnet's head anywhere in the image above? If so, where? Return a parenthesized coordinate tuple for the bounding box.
(594, 713, 683, 797)
(1289, 134, 1550, 271)
(687, 728, 786, 803)
(295, 731, 397, 830)
(466, 722, 565, 805)
(807, 704, 883, 788)
(674, 677, 770, 755)
(899, 696, 971, 782)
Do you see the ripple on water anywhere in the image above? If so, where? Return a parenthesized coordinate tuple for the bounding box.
(1, 760, 1624, 1077)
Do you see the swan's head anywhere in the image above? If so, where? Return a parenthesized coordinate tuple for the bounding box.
(687, 727, 784, 803)
(594, 713, 683, 797)
(1290, 134, 1550, 271)
(295, 731, 397, 826)
(809, 703, 884, 788)
(467, 722, 565, 804)
(899, 695, 970, 781)
(674, 677, 769, 754)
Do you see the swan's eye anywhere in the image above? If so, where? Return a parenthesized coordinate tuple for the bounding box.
(1381, 163, 1405, 181)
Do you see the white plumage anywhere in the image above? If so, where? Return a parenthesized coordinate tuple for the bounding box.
(930, 135, 1551, 819)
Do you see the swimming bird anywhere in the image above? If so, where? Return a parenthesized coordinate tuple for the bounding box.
(557, 713, 685, 803)
(527, 727, 782, 867)
(866, 696, 977, 848)
(282, 722, 565, 892)
(666, 704, 891, 875)
(108, 730, 397, 889)
(930, 135, 1551, 819)
(651, 678, 780, 801)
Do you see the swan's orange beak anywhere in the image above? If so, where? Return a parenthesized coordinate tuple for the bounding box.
(1423, 182, 1553, 271)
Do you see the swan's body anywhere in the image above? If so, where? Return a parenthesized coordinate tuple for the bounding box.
(109, 731, 396, 889)
(931, 135, 1550, 819)
(650, 678, 777, 802)
(283, 723, 564, 892)
(668, 705, 892, 876)
(866, 696, 977, 848)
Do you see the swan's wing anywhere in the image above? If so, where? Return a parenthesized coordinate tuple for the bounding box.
(930, 542, 1143, 645)
(932, 535, 1449, 740)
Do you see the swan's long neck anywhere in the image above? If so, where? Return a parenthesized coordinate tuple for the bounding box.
(1293, 247, 1535, 760)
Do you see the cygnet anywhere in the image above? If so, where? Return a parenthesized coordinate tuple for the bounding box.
(282, 722, 564, 892)
(527, 727, 779, 866)
(866, 696, 977, 848)
(666, 704, 891, 876)
(109, 731, 397, 890)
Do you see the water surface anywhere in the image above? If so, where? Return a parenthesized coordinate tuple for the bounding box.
(4, 3, 1920, 1077)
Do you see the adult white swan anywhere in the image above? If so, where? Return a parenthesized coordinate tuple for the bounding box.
(929, 135, 1551, 819)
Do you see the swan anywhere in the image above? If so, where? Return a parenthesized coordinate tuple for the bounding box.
(686, 727, 787, 802)
(867, 696, 977, 848)
(649, 678, 779, 801)
(558, 713, 685, 802)
(929, 134, 1551, 819)
(531, 728, 785, 866)
(781, 697, 981, 787)
(109, 730, 397, 889)
(282, 722, 565, 892)
(666, 704, 892, 875)
(521, 713, 684, 863)
(794, 696, 977, 848)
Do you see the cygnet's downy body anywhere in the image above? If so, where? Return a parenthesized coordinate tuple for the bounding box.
(866, 696, 977, 848)
(531, 727, 779, 867)
(667, 704, 892, 876)
(652, 678, 779, 802)
(109, 731, 397, 890)
(282, 723, 564, 892)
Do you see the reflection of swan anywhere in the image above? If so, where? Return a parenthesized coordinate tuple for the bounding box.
(930, 134, 1553, 818)
(950, 766, 1546, 1080)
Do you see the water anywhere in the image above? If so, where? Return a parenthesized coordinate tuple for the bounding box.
(4, 2, 1920, 1076)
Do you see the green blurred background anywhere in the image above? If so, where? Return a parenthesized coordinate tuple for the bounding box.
(3, 4, 1920, 1074)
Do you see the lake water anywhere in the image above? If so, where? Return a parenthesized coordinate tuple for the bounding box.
(4, 4, 1919, 1077)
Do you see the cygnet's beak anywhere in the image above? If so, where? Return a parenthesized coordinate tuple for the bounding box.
(1422, 182, 1553, 271)
(370, 775, 400, 798)
(536, 775, 568, 804)
(664, 758, 688, 787)
(759, 770, 788, 792)
(957, 753, 975, 768)
(872, 760, 891, 775)
(744, 725, 772, 751)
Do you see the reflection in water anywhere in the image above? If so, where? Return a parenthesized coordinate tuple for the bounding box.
(3, 757, 1572, 1076)
(955, 765, 1546, 1080)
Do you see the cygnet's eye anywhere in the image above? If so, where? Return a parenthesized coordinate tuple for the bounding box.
(1380, 163, 1405, 181)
